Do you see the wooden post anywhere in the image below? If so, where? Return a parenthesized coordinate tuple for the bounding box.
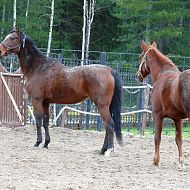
(141, 85, 150, 136)
(61, 109, 68, 128)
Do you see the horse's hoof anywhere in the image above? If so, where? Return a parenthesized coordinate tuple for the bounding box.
(178, 161, 185, 169)
(34, 141, 41, 147)
(153, 162, 159, 166)
(103, 149, 114, 160)
(43, 142, 49, 148)
(99, 148, 107, 155)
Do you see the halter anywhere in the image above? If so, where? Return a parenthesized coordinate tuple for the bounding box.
(137, 47, 152, 79)
(0, 41, 21, 53)
(0, 30, 26, 54)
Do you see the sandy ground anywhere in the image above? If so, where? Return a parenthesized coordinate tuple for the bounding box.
(0, 125, 190, 190)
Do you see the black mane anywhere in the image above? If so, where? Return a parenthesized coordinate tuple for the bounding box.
(20, 31, 45, 58)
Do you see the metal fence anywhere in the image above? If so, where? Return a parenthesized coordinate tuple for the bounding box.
(1, 50, 190, 135)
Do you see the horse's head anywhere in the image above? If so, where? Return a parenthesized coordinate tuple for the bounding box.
(137, 40, 157, 82)
(0, 27, 23, 56)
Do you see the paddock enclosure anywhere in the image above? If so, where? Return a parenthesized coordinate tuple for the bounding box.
(1, 50, 190, 136)
(0, 51, 190, 189)
(0, 125, 190, 190)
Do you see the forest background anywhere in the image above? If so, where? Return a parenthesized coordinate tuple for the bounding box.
(0, 0, 190, 57)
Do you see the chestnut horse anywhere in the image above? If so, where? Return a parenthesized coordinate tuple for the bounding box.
(137, 41, 189, 167)
(0, 27, 123, 157)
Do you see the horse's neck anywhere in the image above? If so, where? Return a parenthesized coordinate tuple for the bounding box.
(149, 49, 179, 83)
(18, 43, 46, 77)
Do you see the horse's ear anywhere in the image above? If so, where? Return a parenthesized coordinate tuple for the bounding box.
(152, 41, 157, 48)
(141, 40, 147, 51)
(13, 26, 19, 32)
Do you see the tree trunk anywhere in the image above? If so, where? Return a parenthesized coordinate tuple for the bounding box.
(81, 0, 87, 66)
(47, 0, 55, 57)
(145, 0, 152, 43)
(13, 0, 17, 27)
(1, 0, 6, 38)
(84, 0, 95, 64)
(81, 0, 96, 65)
(25, 0, 30, 32)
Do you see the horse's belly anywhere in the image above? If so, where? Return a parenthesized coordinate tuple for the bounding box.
(166, 108, 187, 119)
(48, 93, 88, 104)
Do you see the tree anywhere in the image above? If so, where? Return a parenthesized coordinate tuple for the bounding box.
(47, 0, 55, 57)
(0, 0, 6, 39)
(25, 0, 30, 31)
(113, 0, 190, 55)
(13, 0, 17, 27)
(81, 0, 96, 65)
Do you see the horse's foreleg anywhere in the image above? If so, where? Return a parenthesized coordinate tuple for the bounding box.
(33, 98, 43, 147)
(43, 103, 50, 148)
(153, 114, 163, 166)
(174, 119, 185, 168)
(34, 112, 43, 147)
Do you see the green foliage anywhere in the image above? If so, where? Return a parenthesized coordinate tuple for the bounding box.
(113, 0, 190, 56)
(0, 0, 190, 56)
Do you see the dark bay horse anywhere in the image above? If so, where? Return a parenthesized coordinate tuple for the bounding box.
(137, 41, 189, 167)
(0, 27, 123, 157)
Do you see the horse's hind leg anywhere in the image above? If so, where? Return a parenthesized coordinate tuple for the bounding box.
(97, 105, 114, 157)
(99, 132, 108, 155)
(153, 113, 163, 166)
(174, 119, 185, 168)
(43, 102, 50, 148)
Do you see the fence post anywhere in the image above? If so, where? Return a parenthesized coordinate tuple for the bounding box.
(86, 99, 91, 129)
(55, 104, 62, 126)
(141, 85, 150, 136)
(137, 88, 143, 129)
(61, 109, 68, 128)
(100, 52, 106, 65)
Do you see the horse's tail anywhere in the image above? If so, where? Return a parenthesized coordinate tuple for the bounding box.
(110, 70, 123, 145)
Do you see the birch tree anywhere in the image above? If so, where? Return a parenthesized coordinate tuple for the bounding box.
(1, 0, 6, 38)
(145, 0, 152, 43)
(81, 0, 87, 65)
(13, 0, 17, 27)
(47, 0, 55, 57)
(81, 0, 96, 65)
(25, 0, 30, 31)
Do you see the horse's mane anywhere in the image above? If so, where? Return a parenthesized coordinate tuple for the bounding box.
(26, 36, 45, 56)
(153, 47, 177, 69)
(20, 31, 45, 57)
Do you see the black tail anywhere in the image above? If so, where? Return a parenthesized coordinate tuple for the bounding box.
(110, 70, 123, 145)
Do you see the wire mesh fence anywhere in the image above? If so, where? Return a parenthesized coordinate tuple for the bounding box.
(1, 49, 190, 136)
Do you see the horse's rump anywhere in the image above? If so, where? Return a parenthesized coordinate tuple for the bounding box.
(179, 69, 190, 114)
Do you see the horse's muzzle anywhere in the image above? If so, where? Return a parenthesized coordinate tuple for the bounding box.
(0, 45, 8, 57)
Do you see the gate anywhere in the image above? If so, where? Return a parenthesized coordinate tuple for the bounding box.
(0, 72, 27, 126)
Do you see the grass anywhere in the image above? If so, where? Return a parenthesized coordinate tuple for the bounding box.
(123, 125, 190, 140)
